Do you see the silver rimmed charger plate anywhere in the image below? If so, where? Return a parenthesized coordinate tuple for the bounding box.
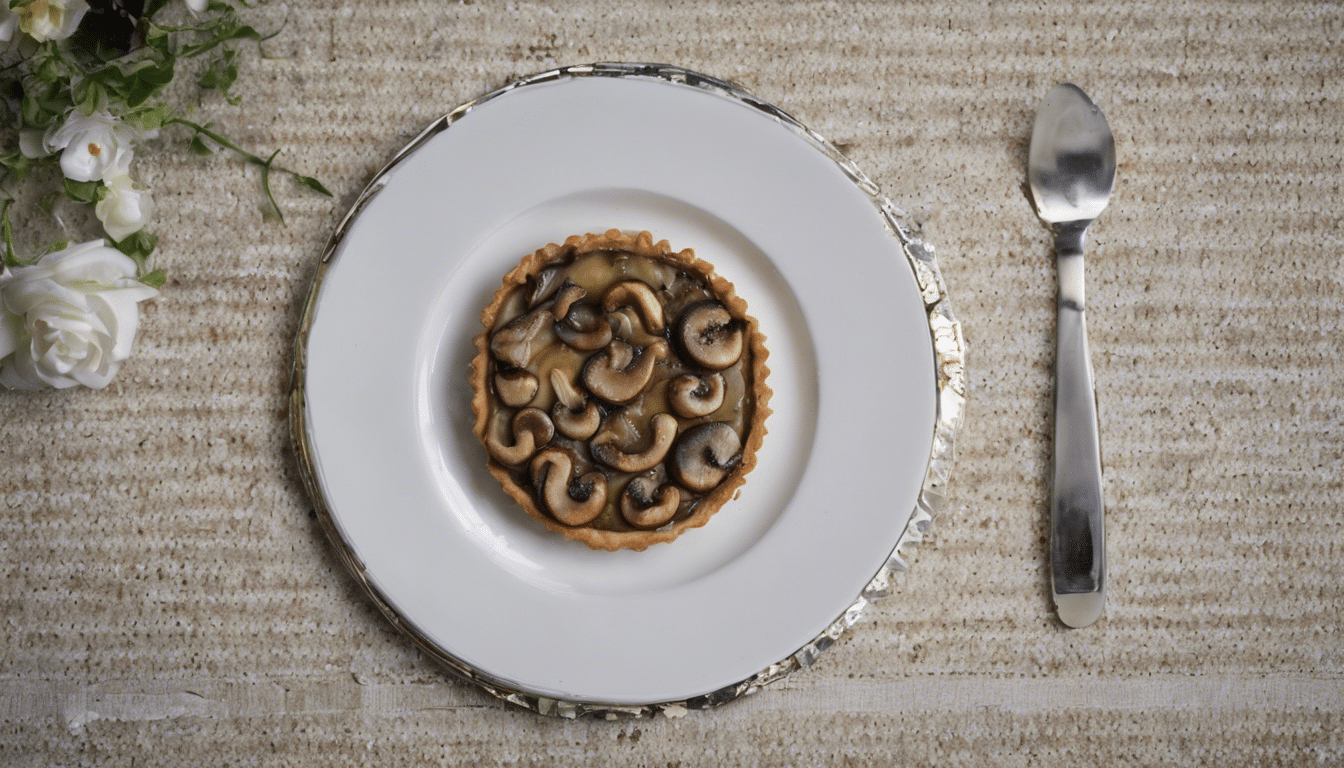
(290, 63, 964, 717)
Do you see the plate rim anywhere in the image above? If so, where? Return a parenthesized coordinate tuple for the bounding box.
(289, 61, 966, 719)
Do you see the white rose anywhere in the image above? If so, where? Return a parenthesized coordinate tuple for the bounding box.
(95, 174, 153, 242)
(47, 111, 137, 183)
(0, 240, 158, 390)
(185, 0, 208, 12)
(17, 0, 88, 43)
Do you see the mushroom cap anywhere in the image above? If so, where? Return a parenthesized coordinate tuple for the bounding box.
(674, 301, 745, 371)
(553, 400, 601, 440)
(530, 449, 608, 526)
(494, 368, 539, 407)
(602, 280, 665, 333)
(581, 339, 668, 405)
(548, 368, 602, 440)
(591, 412, 678, 473)
(668, 421, 743, 492)
(485, 407, 555, 466)
(554, 303, 613, 351)
(668, 373, 726, 419)
(620, 477, 682, 529)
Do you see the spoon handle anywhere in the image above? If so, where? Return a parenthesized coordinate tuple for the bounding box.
(1051, 228, 1106, 628)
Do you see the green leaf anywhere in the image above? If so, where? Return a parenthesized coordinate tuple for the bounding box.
(143, 20, 173, 51)
(181, 16, 274, 58)
(124, 57, 177, 108)
(1, 199, 17, 268)
(0, 152, 36, 182)
(198, 48, 240, 101)
(114, 230, 159, 263)
(188, 134, 216, 156)
(21, 87, 63, 129)
(72, 78, 104, 114)
(126, 105, 170, 133)
(31, 44, 70, 84)
(139, 269, 167, 288)
(63, 179, 101, 204)
(259, 148, 283, 222)
(294, 175, 334, 197)
(40, 239, 70, 256)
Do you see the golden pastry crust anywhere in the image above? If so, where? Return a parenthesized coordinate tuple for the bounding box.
(470, 230, 771, 551)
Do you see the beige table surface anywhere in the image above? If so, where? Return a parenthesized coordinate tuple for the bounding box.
(2, 1, 1341, 765)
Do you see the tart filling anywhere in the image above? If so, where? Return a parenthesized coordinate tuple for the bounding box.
(470, 230, 771, 551)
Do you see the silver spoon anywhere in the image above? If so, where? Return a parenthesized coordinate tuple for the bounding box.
(1028, 83, 1115, 628)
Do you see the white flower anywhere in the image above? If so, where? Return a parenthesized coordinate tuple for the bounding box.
(0, 6, 19, 44)
(16, 0, 88, 43)
(0, 240, 158, 390)
(47, 110, 138, 183)
(185, 0, 208, 12)
(95, 174, 153, 242)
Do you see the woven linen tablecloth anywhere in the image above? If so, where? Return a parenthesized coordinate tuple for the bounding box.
(2, 1, 1340, 765)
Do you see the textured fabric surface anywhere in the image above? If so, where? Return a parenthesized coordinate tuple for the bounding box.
(2, 0, 1341, 765)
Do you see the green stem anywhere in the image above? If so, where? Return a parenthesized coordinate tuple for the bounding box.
(165, 118, 332, 221)
(1, 199, 16, 268)
(166, 117, 270, 166)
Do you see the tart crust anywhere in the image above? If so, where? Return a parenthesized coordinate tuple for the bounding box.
(470, 229, 771, 551)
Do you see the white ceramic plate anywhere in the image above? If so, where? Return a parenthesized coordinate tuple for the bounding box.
(298, 66, 940, 706)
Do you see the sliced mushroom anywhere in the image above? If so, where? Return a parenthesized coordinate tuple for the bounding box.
(668, 421, 743, 492)
(602, 280, 666, 333)
(530, 449, 607, 526)
(527, 266, 564, 307)
(582, 339, 669, 405)
(621, 476, 682, 529)
(494, 369, 539, 407)
(549, 369, 601, 440)
(591, 412, 678, 473)
(551, 281, 587, 320)
(484, 407, 555, 466)
(554, 303, 613, 351)
(490, 309, 555, 368)
(674, 301, 745, 371)
(668, 373, 726, 418)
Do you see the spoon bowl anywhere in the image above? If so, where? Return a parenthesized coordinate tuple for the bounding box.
(1029, 84, 1116, 225)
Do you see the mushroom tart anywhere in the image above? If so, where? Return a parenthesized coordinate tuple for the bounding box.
(470, 230, 771, 551)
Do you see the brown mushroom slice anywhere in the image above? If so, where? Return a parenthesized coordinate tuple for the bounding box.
(620, 476, 682, 529)
(668, 421, 743, 492)
(530, 449, 607, 526)
(549, 369, 601, 440)
(591, 413, 678, 473)
(551, 281, 587, 320)
(494, 369, 539, 407)
(602, 280, 666, 333)
(490, 309, 555, 368)
(674, 301, 745, 371)
(484, 407, 555, 466)
(668, 373, 726, 418)
(554, 303, 613, 351)
(581, 339, 668, 405)
(527, 265, 564, 308)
